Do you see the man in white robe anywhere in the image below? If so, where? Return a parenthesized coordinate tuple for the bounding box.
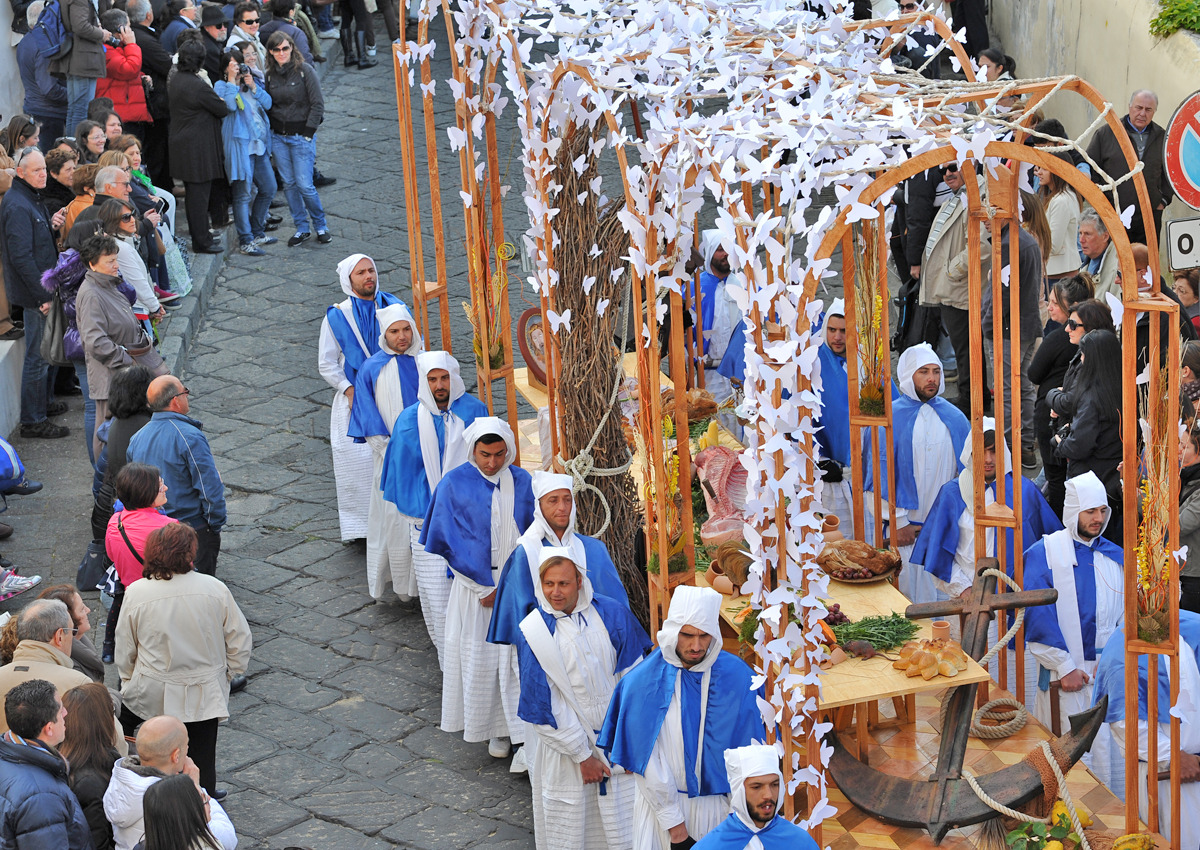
(693, 745, 819, 850)
(316, 253, 403, 541)
(379, 352, 488, 666)
(515, 547, 651, 850)
(863, 343, 970, 605)
(1023, 471, 1124, 794)
(598, 587, 765, 850)
(347, 303, 424, 600)
(695, 230, 740, 403)
(421, 418, 534, 758)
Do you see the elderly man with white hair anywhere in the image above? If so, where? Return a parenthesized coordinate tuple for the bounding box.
(422, 418, 534, 762)
(863, 343, 970, 604)
(1022, 470, 1124, 793)
(347, 302, 423, 600)
(380, 351, 487, 664)
(516, 547, 650, 850)
(317, 253, 403, 541)
(693, 745, 819, 850)
(599, 586, 764, 850)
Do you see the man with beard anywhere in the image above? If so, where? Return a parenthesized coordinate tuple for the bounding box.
(693, 745, 819, 850)
(693, 230, 739, 402)
(347, 303, 423, 600)
(317, 254, 402, 542)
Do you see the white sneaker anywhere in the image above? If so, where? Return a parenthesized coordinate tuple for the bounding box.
(488, 737, 511, 758)
(366, 44, 377, 57)
(509, 746, 528, 774)
(317, 27, 338, 38)
(0, 572, 41, 596)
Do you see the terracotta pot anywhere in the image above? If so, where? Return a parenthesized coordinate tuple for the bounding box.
(822, 514, 840, 534)
(711, 574, 736, 595)
(822, 529, 844, 543)
(708, 557, 726, 577)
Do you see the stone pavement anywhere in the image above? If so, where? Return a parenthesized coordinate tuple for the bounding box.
(1, 19, 538, 850)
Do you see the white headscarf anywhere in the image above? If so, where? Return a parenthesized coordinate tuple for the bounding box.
(725, 744, 784, 830)
(463, 416, 517, 476)
(956, 417, 1013, 509)
(462, 417, 520, 568)
(815, 298, 845, 346)
(533, 546, 595, 618)
(415, 351, 468, 493)
(336, 253, 378, 298)
(521, 472, 586, 582)
(375, 303, 425, 356)
(700, 229, 726, 277)
(896, 342, 944, 400)
(1061, 471, 1110, 547)
(657, 585, 723, 673)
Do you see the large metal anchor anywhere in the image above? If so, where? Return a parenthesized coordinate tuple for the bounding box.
(826, 558, 1109, 843)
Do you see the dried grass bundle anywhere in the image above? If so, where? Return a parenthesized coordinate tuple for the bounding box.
(1136, 361, 1173, 643)
(548, 121, 649, 631)
(851, 220, 887, 416)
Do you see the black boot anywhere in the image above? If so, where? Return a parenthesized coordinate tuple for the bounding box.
(341, 29, 357, 67)
(356, 31, 377, 68)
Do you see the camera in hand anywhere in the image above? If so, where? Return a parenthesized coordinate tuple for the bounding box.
(238, 63, 250, 76)
(105, 35, 123, 47)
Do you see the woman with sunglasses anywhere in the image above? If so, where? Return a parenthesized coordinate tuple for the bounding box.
(265, 31, 331, 247)
(98, 198, 164, 335)
(0, 115, 40, 157)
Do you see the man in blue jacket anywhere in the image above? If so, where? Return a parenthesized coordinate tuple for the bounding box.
(128, 375, 227, 578)
(0, 678, 91, 850)
(16, 3, 69, 148)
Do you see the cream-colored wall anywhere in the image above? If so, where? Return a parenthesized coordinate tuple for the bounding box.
(0, 10, 27, 125)
(991, 0, 1200, 262)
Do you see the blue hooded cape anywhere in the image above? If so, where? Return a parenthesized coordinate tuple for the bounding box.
(910, 473, 1062, 582)
(597, 649, 764, 797)
(420, 462, 535, 585)
(515, 594, 651, 728)
(379, 394, 489, 519)
(1022, 533, 1124, 675)
(863, 395, 970, 512)
(717, 319, 746, 383)
(693, 814, 820, 850)
(488, 536, 630, 646)
(814, 342, 852, 466)
(325, 291, 402, 386)
(346, 348, 420, 441)
(1095, 611, 1200, 724)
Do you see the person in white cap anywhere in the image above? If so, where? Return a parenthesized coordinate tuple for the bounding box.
(380, 351, 488, 666)
(1022, 470, 1124, 794)
(422, 418, 534, 762)
(598, 586, 764, 850)
(814, 298, 856, 531)
(863, 342, 970, 604)
(316, 253, 403, 542)
(346, 303, 424, 601)
(694, 230, 740, 403)
(515, 547, 651, 850)
(693, 744, 818, 850)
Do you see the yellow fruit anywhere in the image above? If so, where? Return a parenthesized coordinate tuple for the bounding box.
(1112, 834, 1155, 850)
(1044, 842, 1064, 850)
(1050, 799, 1093, 829)
(707, 420, 719, 447)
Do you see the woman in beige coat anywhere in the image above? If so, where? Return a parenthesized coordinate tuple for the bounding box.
(115, 521, 252, 798)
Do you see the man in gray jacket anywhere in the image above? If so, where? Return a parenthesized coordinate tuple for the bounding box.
(50, 0, 113, 132)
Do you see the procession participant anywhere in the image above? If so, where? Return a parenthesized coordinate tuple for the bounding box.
(380, 351, 487, 666)
(1093, 610, 1200, 850)
(694, 230, 739, 403)
(598, 586, 765, 850)
(346, 303, 423, 600)
(693, 745, 819, 850)
(515, 548, 651, 850)
(814, 298, 855, 530)
(488, 471, 631, 649)
(421, 417, 534, 761)
(863, 343, 970, 605)
(1023, 471, 1124, 793)
(316, 253, 401, 542)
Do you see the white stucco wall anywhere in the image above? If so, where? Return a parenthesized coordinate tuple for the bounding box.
(991, 0, 1200, 262)
(0, 8, 27, 123)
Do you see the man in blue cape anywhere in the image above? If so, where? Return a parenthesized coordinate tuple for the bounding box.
(814, 298, 855, 530)
(864, 343, 970, 604)
(316, 253, 401, 542)
(422, 417, 534, 765)
(380, 350, 487, 667)
(598, 586, 765, 850)
(693, 230, 739, 403)
(346, 303, 423, 601)
(1023, 470, 1124, 793)
(1093, 611, 1200, 849)
(515, 546, 650, 850)
(693, 744, 818, 850)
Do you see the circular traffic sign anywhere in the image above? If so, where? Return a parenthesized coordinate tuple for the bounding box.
(1165, 91, 1200, 211)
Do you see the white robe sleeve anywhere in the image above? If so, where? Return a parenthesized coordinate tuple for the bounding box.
(1027, 641, 1077, 680)
(318, 318, 352, 395)
(535, 685, 593, 764)
(207, 798, 238, 850)
(637, 736, 686, 833)
(366, 434, 388, 455)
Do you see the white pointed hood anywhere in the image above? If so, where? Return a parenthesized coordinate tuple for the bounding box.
(701, 229, 726, 277)
(463, 416, 517, 476)
(1062, 470, 1110, 544)
(337, 253, 378, 297)
(533, 545, 595, 617)
(725, 744, 784, 829)
(897, 342, 943, 400)
(657, 585, 723, 672)
(815, 297, 845, 346)
(376, 302, 425, 356)
(415, 351, 465, 414)
(956, 417, 1012, 511)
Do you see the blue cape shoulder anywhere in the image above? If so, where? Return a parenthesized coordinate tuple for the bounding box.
(325, 291, 401, 385)
(863, 396, 969, 511)
(346, 350, 419, 441)
(693, 813, 820, 850)
(1096, 611, 1200, 724)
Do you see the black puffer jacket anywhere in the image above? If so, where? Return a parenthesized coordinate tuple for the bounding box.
(0, 737, 92, 850)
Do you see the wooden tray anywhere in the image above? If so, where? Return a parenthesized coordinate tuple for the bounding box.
(823, 565, 898, 585)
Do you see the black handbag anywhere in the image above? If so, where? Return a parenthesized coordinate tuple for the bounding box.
(76, 539, 110, 591)
(41, 294, 72, 368)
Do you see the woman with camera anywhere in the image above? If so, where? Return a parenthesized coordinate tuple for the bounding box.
(215, 48, 278, 257)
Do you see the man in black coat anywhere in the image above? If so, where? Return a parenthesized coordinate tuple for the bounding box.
(0, 149, 68, 439)
(1087, 89, 1173, 247)
(129, 0, 174, 186)
(199, 3, 228, 82)
(0, 679, 91, 850)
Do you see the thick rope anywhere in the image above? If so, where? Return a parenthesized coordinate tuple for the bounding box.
(963, 740, 1094, 850)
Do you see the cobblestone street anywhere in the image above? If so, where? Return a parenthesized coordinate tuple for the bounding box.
(1, 23, 537, 850)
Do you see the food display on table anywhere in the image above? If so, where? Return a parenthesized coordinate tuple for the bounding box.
(892, 638, 970, 680)
(816, 538, 902, 583)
